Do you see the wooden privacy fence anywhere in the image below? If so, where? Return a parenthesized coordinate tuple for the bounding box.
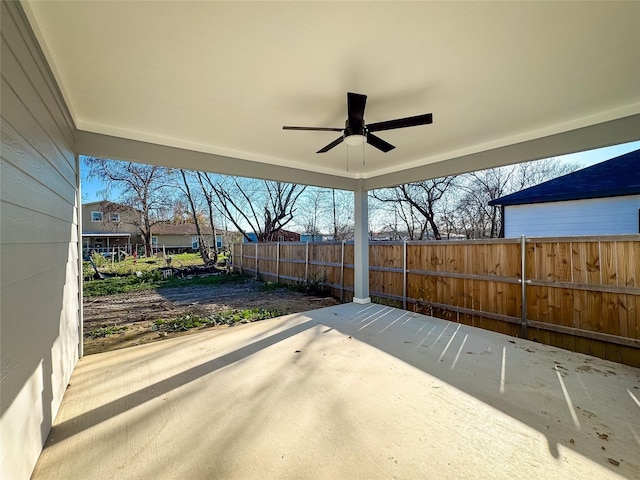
(232, 235, 640, 367)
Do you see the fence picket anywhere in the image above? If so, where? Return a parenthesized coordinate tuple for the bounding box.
(232, 235, 640, 367)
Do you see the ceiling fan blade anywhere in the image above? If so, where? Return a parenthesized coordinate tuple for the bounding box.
(283, 126, 344, 132)
(347, 92, 367, 123)
(367, 113, 433, 132)
(317, 136, 344, 153)
(367, 132, 395, 153)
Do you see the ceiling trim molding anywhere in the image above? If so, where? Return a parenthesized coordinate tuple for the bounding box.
(363, 114, 640, 191)
(76, 114, 640, 193)
(75, 130, 358, 191)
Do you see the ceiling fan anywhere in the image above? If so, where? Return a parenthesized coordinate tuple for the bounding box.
(283, 92, 433, 153)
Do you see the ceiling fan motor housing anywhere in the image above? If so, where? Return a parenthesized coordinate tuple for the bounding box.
(344, 119, 366, 139)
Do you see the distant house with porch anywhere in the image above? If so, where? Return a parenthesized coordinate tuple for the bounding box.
(81, 201, 141, 255)
(489, 149, 640, 238)
(151, 223, 229, 253)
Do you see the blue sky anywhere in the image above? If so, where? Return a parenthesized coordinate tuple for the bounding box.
(80, 140, 640, 203)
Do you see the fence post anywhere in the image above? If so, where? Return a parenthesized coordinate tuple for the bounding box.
(520, 234, 528, 338)
(305, 241, 309, 282)
(255, 242, 259, 279)
(340, 240, 345, 301)
(276, 242, 280, 283)
(239, 242, 243, 274)
(403, 239, 407, 310)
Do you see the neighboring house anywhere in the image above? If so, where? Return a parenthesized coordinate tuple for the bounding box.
(82, 201, 142, 254)
(489, 149, 640, 238)
(151, 223, 225, 253)
(301, 233, 334, 242)
(243, 229, 301, 243)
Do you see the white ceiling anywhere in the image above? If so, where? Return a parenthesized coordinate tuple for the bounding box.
(23, 1, 640, 190)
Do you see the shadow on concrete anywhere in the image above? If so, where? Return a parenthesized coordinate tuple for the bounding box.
(317, 303, 640, 479)
(42, 303, 640, 479)
(46, 319, 315, 445)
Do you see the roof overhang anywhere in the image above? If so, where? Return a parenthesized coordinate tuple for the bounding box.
(82, 233, 131, 238)
(23, 1, 640, 191)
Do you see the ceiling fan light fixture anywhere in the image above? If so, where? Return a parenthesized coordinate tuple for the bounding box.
(344, 134, 366, 147)
(283, 92, 432, 153)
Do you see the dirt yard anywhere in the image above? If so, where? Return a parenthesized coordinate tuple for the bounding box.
(83, 278, 339, 355)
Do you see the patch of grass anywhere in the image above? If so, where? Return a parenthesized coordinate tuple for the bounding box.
(153, 315, 206, 331)
(153, 308, 281, 333)
(83, 272, 246, 297)
(86, 324, 128, 338)
(87, 252, 232, 279)
(94, 252, 206, 276)
(159, 273, 245, 289)
(83, 270, 163, 296)
(261, 281, 289, 291)
(260, 277, 331, 297)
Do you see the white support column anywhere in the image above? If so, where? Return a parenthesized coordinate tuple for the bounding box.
(353, 180, 370, 304)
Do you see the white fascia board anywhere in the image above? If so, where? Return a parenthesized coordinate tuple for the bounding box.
(75, 130, 358, 191)
(363, 113, 640, 191)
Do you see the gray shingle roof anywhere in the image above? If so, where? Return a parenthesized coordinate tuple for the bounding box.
(489, 149, 640, 206)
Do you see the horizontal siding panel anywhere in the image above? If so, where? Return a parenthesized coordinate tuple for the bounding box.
(514, 197, 639, 215)
(1, 3, 79, 479)
(0, 44, 75, 166)
(511, 216, 637, 230)
(0, 160, 74, 222)
(0, 80, 75, 184)
(505, 197, 640, 237)
(0, 201, 76, 245)
(1, 113, 75, 199)
(0, 1, 75, 147)
(0, 265, 79, 411)
(0, 242, 77, 289)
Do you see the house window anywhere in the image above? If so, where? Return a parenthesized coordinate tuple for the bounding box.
(152, 236, 158, 245)
(91, 211, 103, 222)
(191, 236, 199, 249)
(109, 213, 120, 222)
(278, 235, 285, 242)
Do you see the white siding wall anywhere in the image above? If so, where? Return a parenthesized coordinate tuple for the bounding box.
(1, 2, 80, 478)
(504, 195, 640, 238)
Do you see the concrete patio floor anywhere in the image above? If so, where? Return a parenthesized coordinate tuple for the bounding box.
(32, 303, 640, 479)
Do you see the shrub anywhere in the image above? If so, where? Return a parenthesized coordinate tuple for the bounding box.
(86, 325, 128, 338)
(153, 308, 281, 333)
(90, 252, 107, 267)
(289, 275, 331, 297)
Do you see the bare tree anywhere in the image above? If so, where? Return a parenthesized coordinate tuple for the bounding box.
(176, 169, 215, 265)
(372, 177, 457, 240)
(330, 189, 354, 240)
(206, 177, 306, 242)
(291, 187, 354, 241)
(86, 158, 173, 256)
(372, 200, 426, 240)
(456, 158, 579, 237)
(296, 188, 324, 240)
(195, 172, 220, 258)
